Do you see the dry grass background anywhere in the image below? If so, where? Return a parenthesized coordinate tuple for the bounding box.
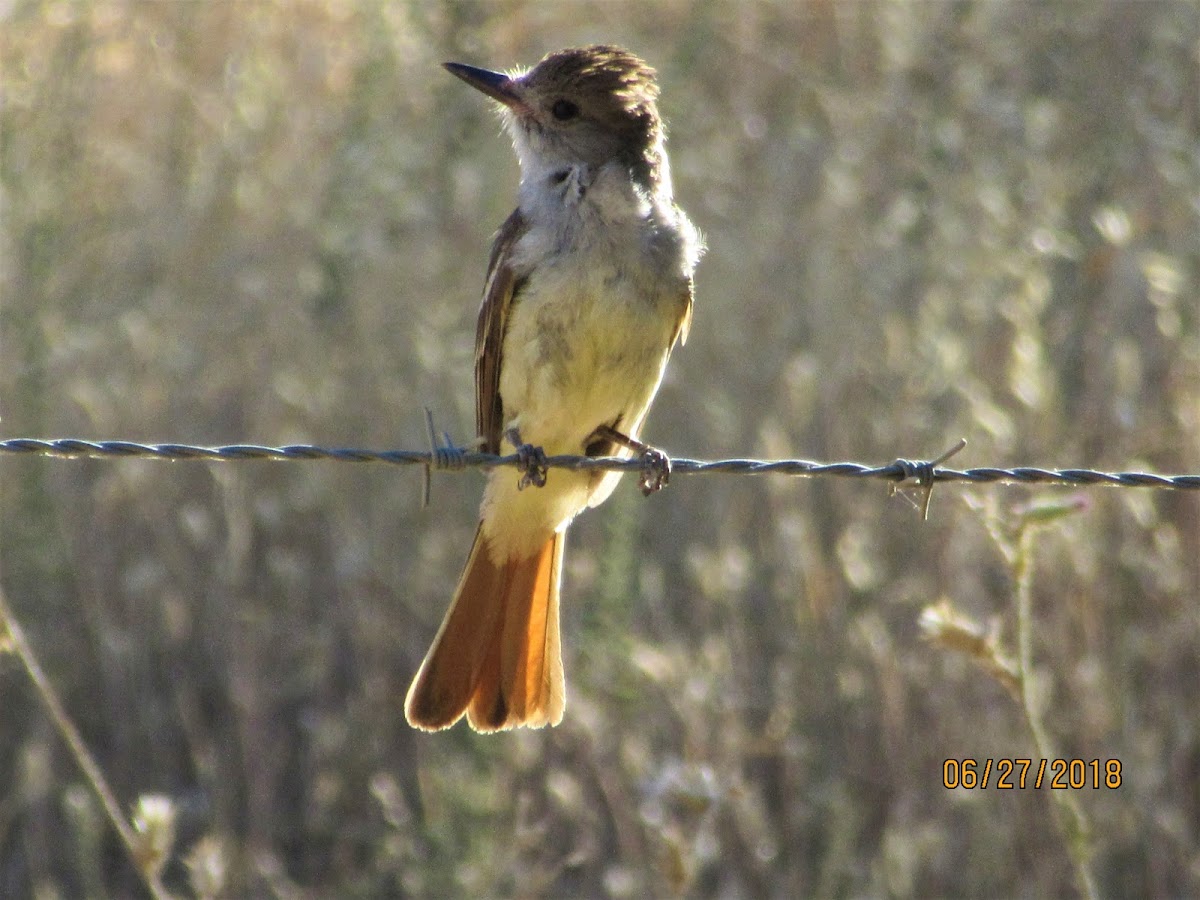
(2, 1, 1199, 896)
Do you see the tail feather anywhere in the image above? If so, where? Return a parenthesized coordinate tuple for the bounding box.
(405, 525, 565, 732)
(481, 528, 564, 729)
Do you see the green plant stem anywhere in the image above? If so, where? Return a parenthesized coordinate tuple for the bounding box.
(0, 583, 172, 900)
(1013, 526, 1098, 900)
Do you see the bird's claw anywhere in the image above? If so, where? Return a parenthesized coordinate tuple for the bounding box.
(516, 444, 548, 490)
(638, 447, 671, 496)
(506, 428, 548, 490)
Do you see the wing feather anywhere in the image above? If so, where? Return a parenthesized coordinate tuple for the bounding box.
(475, 209, 528, 454)
(673, 275, 695, 348)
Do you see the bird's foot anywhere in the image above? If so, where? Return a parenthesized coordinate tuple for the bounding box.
(589, 424, 672, 496)
(505, 427, 548, 490)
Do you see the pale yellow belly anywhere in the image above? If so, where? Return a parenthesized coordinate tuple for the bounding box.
(480, 270, 679, 561)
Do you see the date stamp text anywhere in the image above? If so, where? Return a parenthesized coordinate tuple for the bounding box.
(943, 758, 1122, 790)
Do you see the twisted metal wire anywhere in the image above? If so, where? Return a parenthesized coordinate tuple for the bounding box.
(2, 437, 1198, 491)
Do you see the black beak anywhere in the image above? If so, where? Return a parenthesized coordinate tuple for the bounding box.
(444, 62, 524, 110)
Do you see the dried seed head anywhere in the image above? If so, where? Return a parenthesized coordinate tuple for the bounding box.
(185, 834, 230, 900)
(132, 793, 177, 881)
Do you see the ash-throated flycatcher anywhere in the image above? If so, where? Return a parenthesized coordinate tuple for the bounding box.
(405, 45, 702, 732)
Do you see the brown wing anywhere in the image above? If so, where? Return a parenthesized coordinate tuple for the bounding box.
(475, 209, 529, 454)
(672, 275, 695, 348)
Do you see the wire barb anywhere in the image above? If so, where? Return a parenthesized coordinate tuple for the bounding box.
(422, 408, 436, 509)
(888, 438, 968, 520)
(422, 409, 469, 508)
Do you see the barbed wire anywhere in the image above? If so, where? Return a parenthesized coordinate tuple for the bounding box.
(3, 436, 1198, 492)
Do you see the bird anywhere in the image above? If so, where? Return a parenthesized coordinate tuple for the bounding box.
(404, 45, 702, 732)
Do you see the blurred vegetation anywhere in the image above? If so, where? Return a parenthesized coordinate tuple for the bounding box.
(2, 1, 1199, 896)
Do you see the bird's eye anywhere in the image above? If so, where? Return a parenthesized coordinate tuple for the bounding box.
(551, 99, 580, 121)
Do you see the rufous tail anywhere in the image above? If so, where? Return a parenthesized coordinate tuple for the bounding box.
(404, 525, 565, 732)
